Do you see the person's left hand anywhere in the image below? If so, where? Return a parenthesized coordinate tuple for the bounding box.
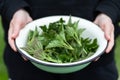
(94, 13, 114, 53)
(8, 9, 32, 52)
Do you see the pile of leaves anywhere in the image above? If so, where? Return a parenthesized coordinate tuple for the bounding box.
(22, 17, 99, 63)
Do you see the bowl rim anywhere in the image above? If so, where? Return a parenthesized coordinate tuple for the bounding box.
(15, 15, 107, 67)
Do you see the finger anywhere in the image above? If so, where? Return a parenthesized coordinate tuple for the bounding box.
(12, 24, 21, 38)
(105, 31, 114, 53)
(93, 19, 99, 26)
(103, 23, 114, 53)
(93, 18, 98, 24)
(8, 23, 17, 52)
(9, 17, 33, 52)
(28, 17, 33, 23)
(94, 57, 100, 62)
(104, 23, 113, 40)
(9, 37, 17, 52)
(22, 55, 28, 61)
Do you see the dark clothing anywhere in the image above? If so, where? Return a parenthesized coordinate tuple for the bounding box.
(1, 0, 120, 22)
(1, 0, 120, 80)
(0, 0, 4, 14)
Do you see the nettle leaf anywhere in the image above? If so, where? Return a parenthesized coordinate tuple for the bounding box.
(65, 26, 75, 37)
(67, 16, 73, 27)
(46, 37, 74, 50)
(82, 38, 99, 53)
(46, 40, 64, 48)
(77, 28, 86, 38)
(27, 27, 40, 46)
(40, 25, 47, 32)
(59, 25, 66, 41)
(27, 30, 34, 42)
(73, 20, 79, 30)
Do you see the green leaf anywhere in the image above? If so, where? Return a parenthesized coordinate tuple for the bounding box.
(40, 25, 47, 32)
(27, 27, 39, 45)
(46, 40, 64, 48)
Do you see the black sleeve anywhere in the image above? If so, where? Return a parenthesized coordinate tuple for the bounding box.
(0, 0, 4, 14)
(1, 0, 30, 22)
(96, 0, 120, 23)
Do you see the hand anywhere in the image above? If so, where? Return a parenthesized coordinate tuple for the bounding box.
(8, 9, 33, 52)
(94, 13, 114, 53)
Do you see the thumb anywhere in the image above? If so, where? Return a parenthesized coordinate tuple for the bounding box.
(11, 25, 21, 39)
(93, 19, 97, 24)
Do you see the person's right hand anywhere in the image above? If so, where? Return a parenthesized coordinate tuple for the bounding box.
(94, 13, 114, 53)
(8, 9, 33, 52)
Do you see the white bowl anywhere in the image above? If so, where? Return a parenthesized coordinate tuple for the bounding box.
(15, 15, 107, 73)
